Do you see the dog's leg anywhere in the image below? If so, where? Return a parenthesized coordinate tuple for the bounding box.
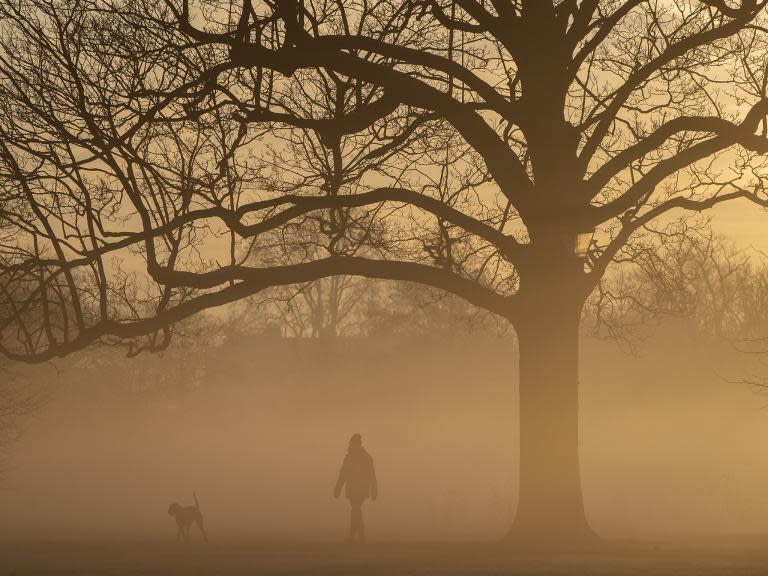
(196, 517, 208, 542)
(196, 519, 206, 542)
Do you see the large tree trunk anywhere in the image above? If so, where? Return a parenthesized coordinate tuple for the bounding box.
(505, 283, 597, 549)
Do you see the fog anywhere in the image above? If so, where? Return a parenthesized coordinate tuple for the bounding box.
(3, 323, 768, 546)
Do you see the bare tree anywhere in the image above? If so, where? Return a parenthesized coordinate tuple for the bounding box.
(267, 275, 371, 339)
(587, 221, 756, 344)
(594, 222, 768, 340)
(3, 0, 768, 545)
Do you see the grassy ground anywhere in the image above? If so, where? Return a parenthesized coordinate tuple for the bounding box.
(3, 540, 768, 576)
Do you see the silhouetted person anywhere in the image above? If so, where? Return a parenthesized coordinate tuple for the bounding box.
(334, 433, 377, 543)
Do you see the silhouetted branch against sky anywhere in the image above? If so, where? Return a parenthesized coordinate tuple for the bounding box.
(0, 0, 767, 356)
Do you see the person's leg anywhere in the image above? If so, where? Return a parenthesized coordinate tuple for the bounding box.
(351, 498, 365, 543)
(357, 503, 366, 544)
(347, 500, 356, 542)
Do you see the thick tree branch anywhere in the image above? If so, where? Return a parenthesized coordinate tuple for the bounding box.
(1, 187, 521, 276)
(172, 6, 533, 212)
(584, 106, 768, 199)
(2, 256, 516, 362)
(588, 99, 768, 224)
(578, 2, 768, 170)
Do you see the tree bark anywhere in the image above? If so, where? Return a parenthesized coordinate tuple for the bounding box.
(505, 280, 597, 549)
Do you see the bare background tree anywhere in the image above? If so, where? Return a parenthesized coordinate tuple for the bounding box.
(3, 0, 768, 546)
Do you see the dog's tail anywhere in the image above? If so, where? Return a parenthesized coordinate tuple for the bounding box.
(193, 490, 200, 510)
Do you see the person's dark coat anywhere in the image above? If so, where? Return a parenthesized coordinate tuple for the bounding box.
(335, 446, 377, 502)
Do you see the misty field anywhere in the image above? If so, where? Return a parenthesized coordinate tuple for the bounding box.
(4, 540, 768, 576)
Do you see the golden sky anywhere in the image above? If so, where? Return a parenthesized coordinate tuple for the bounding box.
(710, 200, 768, 254)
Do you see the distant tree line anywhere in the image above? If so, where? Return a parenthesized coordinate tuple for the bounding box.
(589, 222, 768, 349)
